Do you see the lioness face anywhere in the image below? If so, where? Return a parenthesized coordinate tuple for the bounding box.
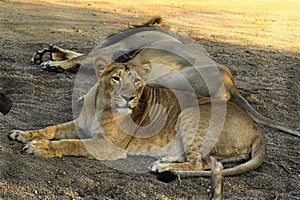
(100, 63, 150, 114)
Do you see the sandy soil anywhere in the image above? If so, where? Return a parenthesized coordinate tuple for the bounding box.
(0, 0, 299, 199)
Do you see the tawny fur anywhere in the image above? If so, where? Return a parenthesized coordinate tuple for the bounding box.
(9, 63, 265, 177)
(31, 17, 299, 137)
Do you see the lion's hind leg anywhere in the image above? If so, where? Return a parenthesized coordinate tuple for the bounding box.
(32, 44, 84, 72)
(32, 44, 54, 65)
(149, 110, 207, 173)
(149, 155, 205, 173)
(149, 129, 210, 173)
(40, 56, 84, 73)
(149, 139, 211, 173)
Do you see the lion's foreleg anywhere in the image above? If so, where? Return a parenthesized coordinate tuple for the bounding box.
(23, 138, 127, 160)
(9, 121, 78, 143)
(23, 139, 94, 158)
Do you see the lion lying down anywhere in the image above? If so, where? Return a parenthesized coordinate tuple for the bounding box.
(9, 17, 298, 177)
(9, 62, 265, 177)
(30, 17, 299, 137)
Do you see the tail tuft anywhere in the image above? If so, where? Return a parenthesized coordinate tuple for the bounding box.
(129, 16, 170, 29)
(144, 16, 163, 26)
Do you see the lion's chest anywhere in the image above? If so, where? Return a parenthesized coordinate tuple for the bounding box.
(99, 103, 181, 155)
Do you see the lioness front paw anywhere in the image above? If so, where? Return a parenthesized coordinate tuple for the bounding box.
(23, 140, 61, 157)
(9, 130, 33, 143)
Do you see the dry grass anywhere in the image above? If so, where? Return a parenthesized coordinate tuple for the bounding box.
(42, 0, 300, 52)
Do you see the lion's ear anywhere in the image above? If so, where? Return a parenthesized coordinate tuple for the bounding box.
(93, 57, 111, 77)
(135, 63, 152, 81)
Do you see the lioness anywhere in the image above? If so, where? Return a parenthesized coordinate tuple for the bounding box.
(31, 17, 299, 137)
(9, 62, 265, 177)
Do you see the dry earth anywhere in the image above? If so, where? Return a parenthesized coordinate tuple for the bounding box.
(0, 0, 299, 199)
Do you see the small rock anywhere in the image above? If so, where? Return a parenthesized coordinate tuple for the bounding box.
(248, 94, 261, 102)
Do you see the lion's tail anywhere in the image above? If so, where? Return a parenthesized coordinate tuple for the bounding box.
(231, 93, 300, 137)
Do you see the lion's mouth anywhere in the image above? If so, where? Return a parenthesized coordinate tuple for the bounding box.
(113, 103, 134, 114)
(116, 107, 132, 114)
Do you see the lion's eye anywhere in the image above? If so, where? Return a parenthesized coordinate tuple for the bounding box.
(112, 76, 120, 82)
(134, 78, 141, 85)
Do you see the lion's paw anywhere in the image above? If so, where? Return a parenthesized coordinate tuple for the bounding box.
(8, 130, 32, 143)
(148, 160, 171, 173)
(23, 140, 60, 157)
(40, 61, 65, 72)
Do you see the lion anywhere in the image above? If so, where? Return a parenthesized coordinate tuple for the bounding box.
(31, 17, 299, 137)
(9, 62, 266, 177)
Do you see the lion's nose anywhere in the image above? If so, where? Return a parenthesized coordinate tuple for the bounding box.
(121, 94, 135, 102)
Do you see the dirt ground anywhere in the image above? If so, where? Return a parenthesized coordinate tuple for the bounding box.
(0, 0, 299, 199)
